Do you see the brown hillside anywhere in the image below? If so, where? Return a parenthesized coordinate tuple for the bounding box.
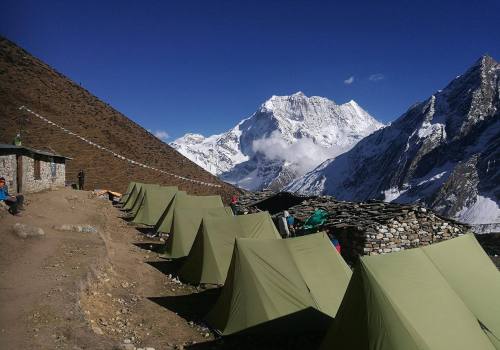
(0, 37, 239, 201)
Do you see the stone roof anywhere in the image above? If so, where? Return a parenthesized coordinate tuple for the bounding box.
(0, 144, 71, 159)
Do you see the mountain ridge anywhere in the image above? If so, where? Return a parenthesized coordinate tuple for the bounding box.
(288, 55, 500, 226)
(172, 91, 383, 190)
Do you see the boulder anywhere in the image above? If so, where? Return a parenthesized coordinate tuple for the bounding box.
(12, 223, 45, 238)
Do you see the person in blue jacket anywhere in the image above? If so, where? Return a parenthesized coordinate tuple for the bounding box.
(0, 177, 24, 215)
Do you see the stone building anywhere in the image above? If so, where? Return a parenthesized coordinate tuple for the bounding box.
(0, 144, 70, 194)
(237, 192, 471, 265)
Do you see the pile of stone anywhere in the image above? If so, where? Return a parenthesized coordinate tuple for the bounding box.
(237, 192, 471, 263)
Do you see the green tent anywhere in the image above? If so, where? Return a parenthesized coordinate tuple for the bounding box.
(179, 211, 282, 285)
(128, 184, 159, 217)
(155, 191, 187, 234)
(156, 193, 223, 234)
(119, 181, 136, 204)
(321, 234, 500, 350)
(131, 186, 178, 226)
(205, 232, 352, 335)
(422, 234, 500, 347)
(122, 182, 142, 210)
(160, 206, 233, 259)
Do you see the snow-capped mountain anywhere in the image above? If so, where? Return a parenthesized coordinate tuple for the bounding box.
(171, 92, 383, 190)
(288, 56, 500, 227)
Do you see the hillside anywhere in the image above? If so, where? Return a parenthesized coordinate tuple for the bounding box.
(0, 37, 238, 200)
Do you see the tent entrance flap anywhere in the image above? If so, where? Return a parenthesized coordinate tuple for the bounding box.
(132, 186, 178, 226)
(161, 206, 233, 259)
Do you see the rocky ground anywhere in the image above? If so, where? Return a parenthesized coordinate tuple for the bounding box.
(0, 188, 329, 350)
(0, 188, 215, 350)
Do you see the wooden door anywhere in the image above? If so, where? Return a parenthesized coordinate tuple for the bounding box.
(16, 155, 23, 193)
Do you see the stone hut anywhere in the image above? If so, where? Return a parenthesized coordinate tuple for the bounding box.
(0, 144, 70, 194)
(237, 192, 471, 265)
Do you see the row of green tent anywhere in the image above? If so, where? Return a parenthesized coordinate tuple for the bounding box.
(119, 182, 500, 349)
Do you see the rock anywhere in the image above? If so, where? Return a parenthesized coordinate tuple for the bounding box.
(91, 325, 104, 335)
(124, 339, 131, 344)
(53, 224, 97, 233)
(12, 223, 45, 238)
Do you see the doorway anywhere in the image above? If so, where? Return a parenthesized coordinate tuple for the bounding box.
(16, 155, 23, 193)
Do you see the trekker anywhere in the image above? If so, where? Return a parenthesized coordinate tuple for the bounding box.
(284, 210, 296, 236)
(278, 216, 290, 238)
(0, 177, 24, 215)
(230, 195, 238, 215)
(77, 170, 85, 190)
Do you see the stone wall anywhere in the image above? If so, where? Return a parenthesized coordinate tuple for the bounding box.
(0, 155, 17, 191)
(362, 208, 463, 255)
(21, 155, 65, 193)
(287, 197, 469, 263)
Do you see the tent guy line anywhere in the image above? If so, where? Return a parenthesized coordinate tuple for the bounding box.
(17, 106, 222, 188)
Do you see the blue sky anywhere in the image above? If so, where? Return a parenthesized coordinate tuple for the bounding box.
(2, 0, 499, 140)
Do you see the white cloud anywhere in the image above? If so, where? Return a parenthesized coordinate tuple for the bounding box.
(252, 131, 348, 175)
(149, 129, 169, 141)
(369, 73, 385, 82)
(344, 76, 355, 85)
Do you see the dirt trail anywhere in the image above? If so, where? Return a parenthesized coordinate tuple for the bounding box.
(0, 188, 211, 350)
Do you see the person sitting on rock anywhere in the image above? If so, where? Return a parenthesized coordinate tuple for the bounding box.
(0, 177, 24, 215)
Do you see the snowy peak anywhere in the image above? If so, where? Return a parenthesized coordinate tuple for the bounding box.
(251, 92, 383, 148)
(288, 56, 500, 227)
(172, 92, 384, 190)
(179, 133, 206, 143)
(261, 92, 335, 121)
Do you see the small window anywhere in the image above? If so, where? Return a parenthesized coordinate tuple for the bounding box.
(50, 158, 57, 178)
(34, 158, 41, 180)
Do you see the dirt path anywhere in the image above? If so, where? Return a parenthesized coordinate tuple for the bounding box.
(0, 188, 211, 350)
